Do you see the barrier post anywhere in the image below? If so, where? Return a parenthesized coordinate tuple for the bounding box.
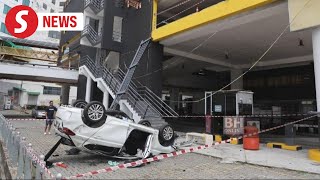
(36, 155, 45, 180)
(12, 131, 20, 165)
(17, 137, 26, 179)
(56, 173, 62, 180)
(23, 143, 32, 179)
(205, 115, 212, 134)
(7, 127, 14, 161)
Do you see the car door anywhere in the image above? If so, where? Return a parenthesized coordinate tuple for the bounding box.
(82, 116, 130, 149)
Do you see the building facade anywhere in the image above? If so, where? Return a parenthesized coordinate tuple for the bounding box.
(0, 79, 77, 108)
(0, 0, 65, 44)
(60, 0, 320, 136)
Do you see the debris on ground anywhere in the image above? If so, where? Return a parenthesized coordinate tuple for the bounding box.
(108, 161, 119, 166)
(65, 148, 81, 155)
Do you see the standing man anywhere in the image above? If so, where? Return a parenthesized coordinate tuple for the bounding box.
(45, 101, 57, 135)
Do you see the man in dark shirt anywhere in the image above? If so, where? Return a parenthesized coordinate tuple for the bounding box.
(45, 101, 57, 135)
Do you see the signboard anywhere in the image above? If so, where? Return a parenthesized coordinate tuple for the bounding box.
(214, 105, 222, 112)
(223, 117, 244, 136)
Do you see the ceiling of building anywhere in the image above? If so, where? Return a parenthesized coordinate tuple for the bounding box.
(159, 1, 314, 73)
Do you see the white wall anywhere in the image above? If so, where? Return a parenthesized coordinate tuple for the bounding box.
(0, 79, 77, 107)
(69, 86, 78, 104)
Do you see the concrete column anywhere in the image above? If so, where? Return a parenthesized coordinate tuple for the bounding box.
(169, 88, 179, 111)
(85, 76, 92, 102)
(230, 69, 243, 90)
(313, 27, 320, 111)
(312, 27, 320, 144)
(103, 91, 109, 109)
(61, 84, 70, 105)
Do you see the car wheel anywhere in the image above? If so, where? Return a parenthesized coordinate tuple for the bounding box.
(158, 124, 175, 147)
(138, 120, 152, 127)
(72, 100, 87, 108)
(83, 101, 106, 128)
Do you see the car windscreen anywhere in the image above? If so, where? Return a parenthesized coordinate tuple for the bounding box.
(37, 106, 47, 110)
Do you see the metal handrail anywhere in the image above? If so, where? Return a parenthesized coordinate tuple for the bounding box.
(84, 0, 104, 12)
(105, 67, 161, 117)
(82, 25, 102, 44)
(117, 68, 178, 117)
(80, 55, 160, 118)
(141, 87, 178, 116)
(138, 88, 176, 117)
(116, 69, 161, 116)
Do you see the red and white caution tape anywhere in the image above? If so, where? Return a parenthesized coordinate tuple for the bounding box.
(7, 118, 43, 121)
(16, 126, 44, 130)
(6, 113, 310, 122)
(164, 113, 309, 118)
(65, 115, 317, 179)
(26, 145, 55, 179)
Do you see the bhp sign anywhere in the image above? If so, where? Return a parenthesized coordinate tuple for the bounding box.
(223, 117, 244, 136)
(5, 5, 83, 39)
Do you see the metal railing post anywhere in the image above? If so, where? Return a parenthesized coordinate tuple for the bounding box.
(12, 131, 20, 166)
(23, 143, 32, 179)
(17, 137, 26, 179)
(36, 155, 45, 180)
(56, 173, 62, 180)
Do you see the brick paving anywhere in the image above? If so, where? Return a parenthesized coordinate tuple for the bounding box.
(8, 119, 320, 179)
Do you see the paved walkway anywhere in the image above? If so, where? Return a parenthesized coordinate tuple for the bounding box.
(6, 119, 320, 179)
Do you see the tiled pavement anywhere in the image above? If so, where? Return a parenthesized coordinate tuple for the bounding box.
(8, 119, 320, 179)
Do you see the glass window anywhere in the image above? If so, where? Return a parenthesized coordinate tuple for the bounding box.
(0, 23, 9, 34)
(43, 3, 47, 10)
(52, 0, 56, 5)
(43, 86, 61, 95)
(3, 4, 11, 14)
(22, 0, 30, 6)
(112, 16, 123, 42)
(51, 9, 54, 13)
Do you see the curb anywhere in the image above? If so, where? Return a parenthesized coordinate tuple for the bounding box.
(267, 142, 302, 151)
(309, 149, 320, 162)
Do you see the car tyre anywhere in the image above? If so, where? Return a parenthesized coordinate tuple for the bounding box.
(83, 101, 106, 128)
(138, 120, 152, 127)
(158, 124, 175, 147)
(72, 100, 87, 109)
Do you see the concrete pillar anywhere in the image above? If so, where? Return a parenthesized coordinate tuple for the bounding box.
(85, 76, 92, 102)
(312, 27, 320, 144)
(169, 88, 179, 112)
(313, 27, 320, 111)
(230, 69, 243, 90)
(61, 84, 70, 105)
(103, 91, 109, 109)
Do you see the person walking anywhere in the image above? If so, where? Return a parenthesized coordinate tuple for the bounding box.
(44, 101, 57, 135)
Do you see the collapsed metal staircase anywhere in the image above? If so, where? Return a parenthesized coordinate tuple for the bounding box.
(79, 40, 178, 127)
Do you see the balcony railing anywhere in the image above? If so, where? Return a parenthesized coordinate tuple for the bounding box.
(80, 55, 179, 118)
(84, 0, 104, 13)
(81, 25, 102, 45)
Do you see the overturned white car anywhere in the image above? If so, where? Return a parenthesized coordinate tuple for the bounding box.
(50, 101, 177, 160)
